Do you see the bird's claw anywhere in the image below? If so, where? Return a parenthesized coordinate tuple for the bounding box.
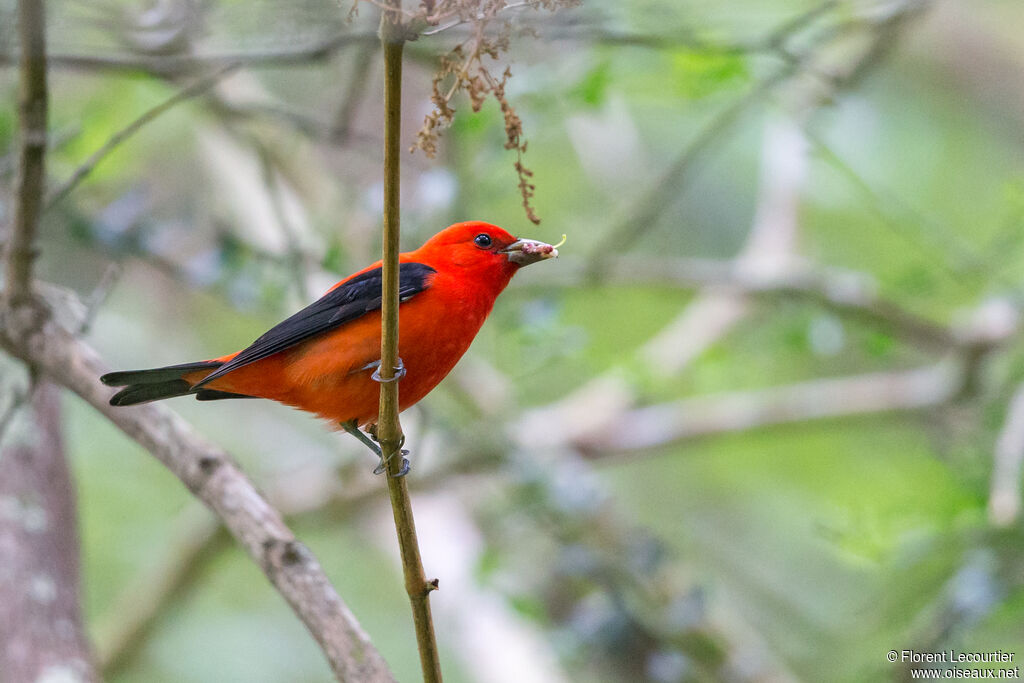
(395, 456, 411, 477)
(341, 421, 410, 476)
(371, 357, 406, 384)
(373, 451, 410, 477)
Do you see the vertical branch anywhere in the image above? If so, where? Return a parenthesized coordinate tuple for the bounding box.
(5, 0, 48, 303)
(377, 6, 444, 683)
(377, 33, 404, 452)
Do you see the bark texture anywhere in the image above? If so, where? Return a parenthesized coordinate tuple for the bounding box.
(0, 382, 97, 683)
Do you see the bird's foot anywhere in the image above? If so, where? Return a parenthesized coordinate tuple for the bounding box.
(341, 420, 382, 456)
(372, 432, 410, 477)
(341, 421, 411, 477)
(372, 452, 411, 477)
(371, 357, 406, 384)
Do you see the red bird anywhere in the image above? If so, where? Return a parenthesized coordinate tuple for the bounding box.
(101, 221, 558, 472)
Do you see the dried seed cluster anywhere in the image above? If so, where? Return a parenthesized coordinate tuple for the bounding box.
(409, 0, 581, 224)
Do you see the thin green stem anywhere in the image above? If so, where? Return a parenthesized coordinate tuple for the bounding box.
(45, 62, 239, 211)
(377, 8, 443, 683)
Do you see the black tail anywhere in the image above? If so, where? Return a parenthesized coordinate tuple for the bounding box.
(101, 361, 225, 406)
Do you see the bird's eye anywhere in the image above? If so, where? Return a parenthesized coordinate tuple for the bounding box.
(474, 233, 493, 249)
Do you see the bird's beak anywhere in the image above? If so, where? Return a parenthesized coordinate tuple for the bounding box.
(501, 237, 559, 266)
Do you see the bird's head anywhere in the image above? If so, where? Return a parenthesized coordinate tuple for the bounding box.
(416, 221, 560, 275)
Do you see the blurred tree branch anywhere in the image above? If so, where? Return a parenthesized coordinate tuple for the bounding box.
(582, 65, 794, 276)
(0, 32, 379, 76)
(46, 62, 241, 210)
(584, 0, 925, 275)
(538, 360, 964, 456)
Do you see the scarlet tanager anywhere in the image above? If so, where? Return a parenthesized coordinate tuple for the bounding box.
(101, 221, 559, 472)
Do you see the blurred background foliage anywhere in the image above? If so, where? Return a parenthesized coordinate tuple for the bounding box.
(3, 0, 1024, 681)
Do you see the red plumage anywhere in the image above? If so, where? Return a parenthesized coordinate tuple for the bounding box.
(101, 221, 558, 427)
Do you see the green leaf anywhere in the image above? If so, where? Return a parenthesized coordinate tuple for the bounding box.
(508, 594, 548, 623)
(865, 331, 896, 357)
(572, 60, 613, 108)
(474, 546, 503, 582)
(670, 48, 748, 99)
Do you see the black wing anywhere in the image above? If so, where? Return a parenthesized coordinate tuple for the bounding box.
(195, 262, 435, 387)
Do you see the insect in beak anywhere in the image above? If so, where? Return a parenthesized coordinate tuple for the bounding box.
(501, 234, 565, 266)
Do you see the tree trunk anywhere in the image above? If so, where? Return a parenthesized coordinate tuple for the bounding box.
(0, 382, 97, 682)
